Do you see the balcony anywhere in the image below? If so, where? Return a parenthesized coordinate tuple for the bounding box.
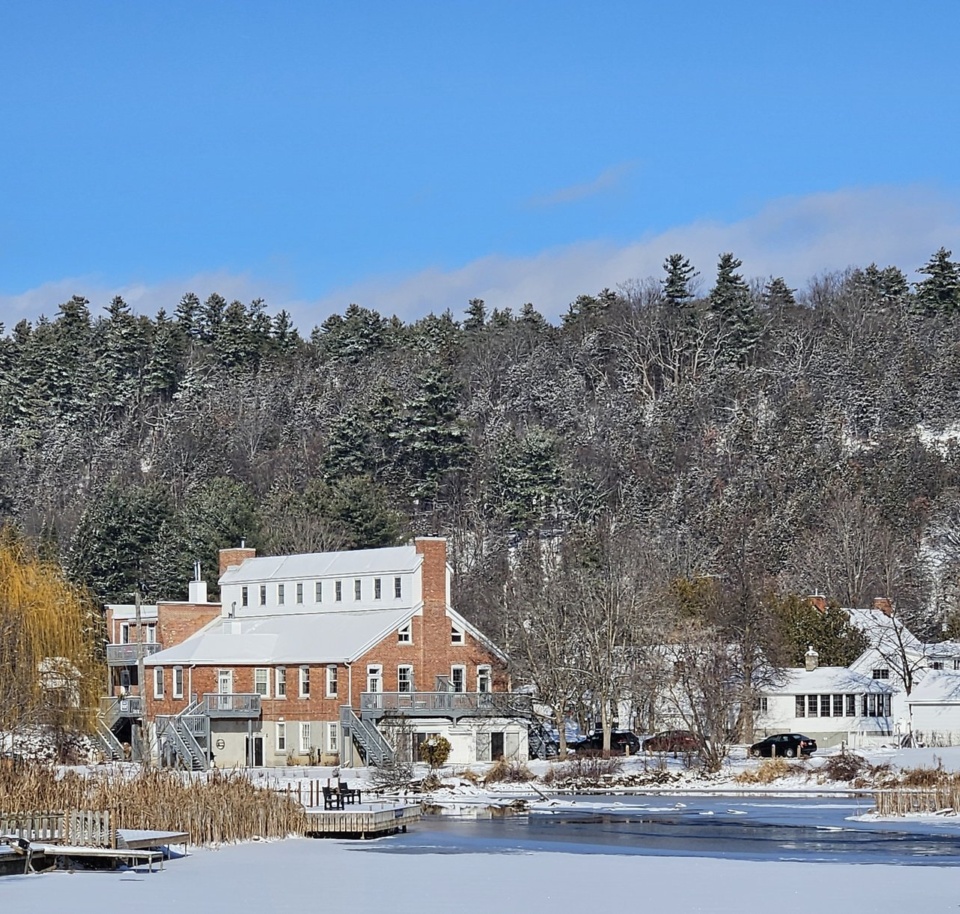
(101, 695, 143, 721)
(202, 693, 262, 718)
(106, 642, 163, 665)
(358, 691, 533, 722)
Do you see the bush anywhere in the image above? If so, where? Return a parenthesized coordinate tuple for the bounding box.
(483, 758, 534, 785)
(542, 755, 622, 786)
(734, 758, 793, 784)
(418, 736, 451, 770)
(819, 751, 869, 782)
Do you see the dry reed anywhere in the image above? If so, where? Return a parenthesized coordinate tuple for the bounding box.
(0, 761, 308, 844)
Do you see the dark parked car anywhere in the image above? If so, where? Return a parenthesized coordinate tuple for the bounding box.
(750, 733, 817, 758)
(570, 730, 641, 756)
(642, 730, 703, 754)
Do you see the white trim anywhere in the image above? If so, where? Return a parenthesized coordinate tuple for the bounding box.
(276, 721, 286, 753)
(173, 666, 184, 699)
(299, 665, 310, 698)
(153, 666, 164, 699)
(275, 666, 286, 698)
(326, 664, 338, 698)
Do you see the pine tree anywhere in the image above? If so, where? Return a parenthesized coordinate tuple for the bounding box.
(709, 253, 758, 365)
(762, 277, 796, 310)
(662, 253, 699, 308)
(463, 298, 487, 332)
(915, 247, 960, 315)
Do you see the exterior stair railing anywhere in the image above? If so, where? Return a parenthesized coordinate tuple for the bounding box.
(339, 706, 395, 766)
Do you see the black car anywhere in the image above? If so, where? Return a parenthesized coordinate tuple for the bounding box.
(570, 730, 641, 756)
(749, 733, 817, 758)
(642, 729, 703, 754)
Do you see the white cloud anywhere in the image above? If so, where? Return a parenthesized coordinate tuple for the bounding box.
(526, 162, 638, 207)
(2, 185, 958, 332)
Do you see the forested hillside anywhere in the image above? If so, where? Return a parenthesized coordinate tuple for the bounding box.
(3, 248, 960, 659)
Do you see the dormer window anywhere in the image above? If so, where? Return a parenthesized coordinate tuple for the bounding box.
(394, 576, 402, 599)
(398, 622, 412, 644)
(277, 583, 285, 605)
(335, 581, 343, 602)
(451, 624, 464, 645)
(354, 579, 361, 600)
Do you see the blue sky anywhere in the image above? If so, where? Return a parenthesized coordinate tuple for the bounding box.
(2, 2, 958, 331)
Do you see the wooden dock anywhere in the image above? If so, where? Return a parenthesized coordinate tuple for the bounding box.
(304, 802, 421, 839)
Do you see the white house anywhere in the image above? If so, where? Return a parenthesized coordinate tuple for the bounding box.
(905, 670, 960, 746)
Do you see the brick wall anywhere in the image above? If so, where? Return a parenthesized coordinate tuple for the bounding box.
(156, 601, 221, 650)
(219, 546, 256, 576)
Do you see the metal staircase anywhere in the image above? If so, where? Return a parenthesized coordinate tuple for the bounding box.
(156, 697, 210, 771)
(95, 719, 126, 761)
(340, 707, 395, 766)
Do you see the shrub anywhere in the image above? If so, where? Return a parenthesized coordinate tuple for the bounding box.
(418, 736, 451, 770)
(483, 758, 534, 784)
(734, 758, 792, 784)
(820, 751, 869, 782)
(542, 755, 622, 785)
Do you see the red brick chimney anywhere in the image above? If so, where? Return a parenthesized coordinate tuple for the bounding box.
(808, 595, 828, 613)
(219, 544, 256, 577)
(414, 537, 448, 610)
(873, 597, 893, 616)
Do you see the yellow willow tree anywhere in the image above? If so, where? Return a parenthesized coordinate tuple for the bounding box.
(0, 528, 104, 744)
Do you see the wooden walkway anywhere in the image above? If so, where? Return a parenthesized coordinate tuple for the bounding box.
(304, 803, 421, 839)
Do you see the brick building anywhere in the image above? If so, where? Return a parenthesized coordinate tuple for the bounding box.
(139, 537, 532, 768)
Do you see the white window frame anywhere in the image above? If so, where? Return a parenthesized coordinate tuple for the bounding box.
(326, 665, 338, 698)
(398, 622, 412, 644)
(872, 668, 890, 680)
(255, 668, 270, 697)
(296, 582, 303, 604)
(477, 665, 491, 693)
(300, 722, 311, 754)
(398, 664, 414, 693)
(327, 722, 339, 753)
(241, 586, 248, 607)
(153, 666, 164, 699)
(374, 578, 382, 600)
(394, 576, 402, 599)
(275, 666, 286, 698)
(335, 580, 343, 602)
(277, 583, 285, 605)
(354, 578, 362, 600)
(451, 665, 465, 693)
(451, 624, 464, 645)
(173, 666, 184, 699)
(259, 584, 267, 606)
(367, 664, 382, 693)
(276, 722, 286, 753)
(315, 581, 322, 602)
(299, 665, 310, 698)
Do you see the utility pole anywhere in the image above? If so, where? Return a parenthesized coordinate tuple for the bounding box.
(135, 590, 145, 703)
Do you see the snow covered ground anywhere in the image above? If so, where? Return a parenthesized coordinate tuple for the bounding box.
(2, 835, 959, 913)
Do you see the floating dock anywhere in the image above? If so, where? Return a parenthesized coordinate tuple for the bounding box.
(304, 802, 421, 838)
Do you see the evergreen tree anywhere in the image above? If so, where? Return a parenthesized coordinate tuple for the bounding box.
(762, 277, 796, 310)
(662, 253, 698, 308)
(709, 253, 758, 365)
(915, 247, 960, 315)
(463, 298, 487, 332)
(144, 309, 183, 400)
(175, 292, 202, 341)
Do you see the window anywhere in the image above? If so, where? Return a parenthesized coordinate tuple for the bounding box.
(354, 579, 361, 600)
(277, 583, 285, 605)
(326, 665, 338, 698)
(276, 722, 286, 753)
(335, 581, 342, 602)
(807, 695, 818, 717)
(241, 586, 249, 607)
(795, 695, 805, 717)
(820, 694, 831, 717)
(398, 665, 414, 692)
(255, 668, 270, 697)
(296, 582, 303, 604)
(275, 667, 286, 698)
(328, 722, 338, 753)
(477, 665, 491, 693)
(153, 667, 164, 699)
(173, 666, 184, 699)
(259, 585, 267, 606)
(374, 578, 382, 600)
(367, 665, 382, 693)
(754, 695, 768, 714)
(120, 623, 130, 644)
(954, 659, 960, 671)
(931, 661, 945, 670)
(315, 581, 322, 602)
(872, 668, 889, 680)
(397, 622, 411, 644)
(394, 576, 402, 599)
(300, 722, 311, 753)
(833, 694, 843, 717)
(451, 666, 465, 693)
(299, 665, 310, 698)
(451, 624, 464, 645)
(846, 694, 856, 716)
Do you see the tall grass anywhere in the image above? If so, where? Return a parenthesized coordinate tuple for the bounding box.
(0, 761, 307, 844)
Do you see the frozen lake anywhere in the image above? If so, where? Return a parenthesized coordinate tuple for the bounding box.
(358, 794, 960, 866)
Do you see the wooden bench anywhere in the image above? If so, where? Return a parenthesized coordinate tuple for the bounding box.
(338, 781, 361, 804)
(322, 786, 344, 810)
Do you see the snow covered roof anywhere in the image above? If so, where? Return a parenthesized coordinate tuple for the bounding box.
(105, 603, 159, 619)
(906, 670, 960, 704)
(845, 606, 924, 653)
(143, 606, 417, 666)
(219, 545, 421, 585)
(764, 666, 892, 694)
